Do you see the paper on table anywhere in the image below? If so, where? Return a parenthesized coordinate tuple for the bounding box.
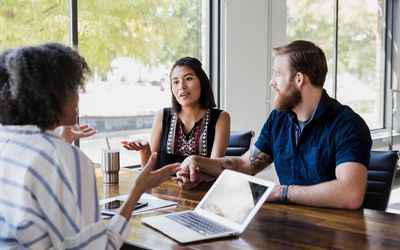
(100, 193, 177, 216)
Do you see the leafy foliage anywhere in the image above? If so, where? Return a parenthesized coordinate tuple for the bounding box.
(287, 0, 383, 84)
(0, 0, 202, 75)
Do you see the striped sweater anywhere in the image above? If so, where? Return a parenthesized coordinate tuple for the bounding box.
(0, 125, 130, 249)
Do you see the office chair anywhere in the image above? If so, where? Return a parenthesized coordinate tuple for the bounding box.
(225, 130, 255, 156)
(363, 150, 399, 211)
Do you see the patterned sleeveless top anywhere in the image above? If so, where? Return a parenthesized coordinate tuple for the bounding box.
(157, 108, 222, 169)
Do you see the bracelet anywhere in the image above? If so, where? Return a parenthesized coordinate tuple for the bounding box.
(282, 185, 289, 204)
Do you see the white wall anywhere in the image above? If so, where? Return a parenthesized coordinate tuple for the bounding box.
(222, 0, 286, 137)
(221, 0, 286, 183)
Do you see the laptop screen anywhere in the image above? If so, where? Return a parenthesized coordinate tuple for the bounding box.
(200, 172, 268, 224)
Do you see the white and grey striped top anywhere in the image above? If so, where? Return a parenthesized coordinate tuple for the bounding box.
(0, 125, 130, 249)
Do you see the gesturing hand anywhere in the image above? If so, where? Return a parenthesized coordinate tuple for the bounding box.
(134, 152, 180, 194)
(121, 152, 180, 219)
(120, 140, 149, 151)
(60, 124, 97, 144)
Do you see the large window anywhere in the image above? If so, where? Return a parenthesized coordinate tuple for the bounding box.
(287, 0, 386, 130)
(77, 0, 207, 166)
(0, 0, 208, 166)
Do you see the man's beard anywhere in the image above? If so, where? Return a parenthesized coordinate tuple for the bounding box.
(274, 82, 302, 112)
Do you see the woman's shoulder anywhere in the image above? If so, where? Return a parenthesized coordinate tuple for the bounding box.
(160, 107, 175, 117)
(209, 109, 230, 130)
(55, 138, 92, 164)
(154, 107, 173, 129)
(32, 134, 93, 173)
(154, 108, 169, 120)
(211, 108, 230, 119)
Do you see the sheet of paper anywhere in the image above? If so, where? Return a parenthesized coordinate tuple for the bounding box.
(100, 193, 177, 216)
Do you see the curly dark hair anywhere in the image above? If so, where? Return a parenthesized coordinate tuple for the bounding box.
(0, 43, 89, 130)
(170, 57, 216, 112)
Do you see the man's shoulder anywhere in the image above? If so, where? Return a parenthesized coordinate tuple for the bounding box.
(259, 109, 290, 134)
(322, 97, 367, 125)
(265, 109, 291, 127)
(332, 104, 367, 126)
(268, 109, 289, 120)
(326, 104, 371, 144)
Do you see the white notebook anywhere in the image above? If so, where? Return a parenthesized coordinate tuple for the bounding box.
(100, 193, 177, 217)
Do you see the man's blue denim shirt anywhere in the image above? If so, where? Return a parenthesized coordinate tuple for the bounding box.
(255, 90, 372, 185)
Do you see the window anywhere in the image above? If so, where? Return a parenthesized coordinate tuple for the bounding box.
(0, 0, 208, 166)
(77, 0, 208, 166)
(287, 0, 386, 130)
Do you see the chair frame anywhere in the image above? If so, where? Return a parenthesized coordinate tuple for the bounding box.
(225, 130, 255, 156)
(363, 150, 399, 211)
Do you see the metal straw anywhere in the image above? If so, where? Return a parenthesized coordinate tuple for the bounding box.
(105, 137, 111, 150)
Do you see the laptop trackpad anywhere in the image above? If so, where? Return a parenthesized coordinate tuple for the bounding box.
(143, 215, 204, 243)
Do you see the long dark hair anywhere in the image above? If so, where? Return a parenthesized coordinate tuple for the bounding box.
(170, 57, 216, 112)
(0, 43, 89, 130)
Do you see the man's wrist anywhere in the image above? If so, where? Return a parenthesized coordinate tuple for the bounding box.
(282, 185, 289, 204)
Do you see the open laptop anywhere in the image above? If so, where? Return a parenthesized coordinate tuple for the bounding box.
(141, 169, 276, 243)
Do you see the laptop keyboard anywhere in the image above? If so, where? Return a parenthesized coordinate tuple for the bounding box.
(167, 212, 232, 236)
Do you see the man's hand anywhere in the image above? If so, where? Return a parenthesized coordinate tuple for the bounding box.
(60, 124, 96, 144)
(172, 155, 218, 190)
(178, 155, 201, 183)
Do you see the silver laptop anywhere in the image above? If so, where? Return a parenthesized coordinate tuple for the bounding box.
(141, 169, 276, 243)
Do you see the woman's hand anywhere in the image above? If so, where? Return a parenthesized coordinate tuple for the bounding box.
(60, 124, 96, 144)
(121, 140, 152, 168)
(133, 152, 180, 194)
(172, 155, 212, 190)
(120, 140, 149, 151)
(120, 152, 180, 219)
(173, 170, 198, 190)
(178, 155, 201, 183)
(173, 171, 215, 190)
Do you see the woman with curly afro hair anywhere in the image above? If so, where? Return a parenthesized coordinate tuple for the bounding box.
(0, 43, 179, 249)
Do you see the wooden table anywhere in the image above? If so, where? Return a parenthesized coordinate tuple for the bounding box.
(99, 170, 400, 250)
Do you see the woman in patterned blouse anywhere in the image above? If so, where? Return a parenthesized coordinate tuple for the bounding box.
(121, 57, 230, 188)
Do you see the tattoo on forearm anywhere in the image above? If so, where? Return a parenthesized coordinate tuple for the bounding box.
(249, 146, 272, 174)
(220, 158, 237, 171)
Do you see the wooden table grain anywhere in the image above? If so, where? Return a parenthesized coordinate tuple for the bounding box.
(99, 169, 400, 250)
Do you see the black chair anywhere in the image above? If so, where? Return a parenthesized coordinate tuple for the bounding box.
(363, 150, 399, 211)
(225, 130, 255, 156)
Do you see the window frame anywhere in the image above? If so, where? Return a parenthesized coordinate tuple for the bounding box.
(285, 0, 397, 149)
(68, 0, 216, 150)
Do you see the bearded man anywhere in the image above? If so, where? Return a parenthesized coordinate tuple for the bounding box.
(174, 40, 372, 209)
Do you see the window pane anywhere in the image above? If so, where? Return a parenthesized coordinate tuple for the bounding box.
(288, 0, 386, 130)
(0, 0, 69, 50)
(287, 0, 334, 96)
(337, 0, 385, 129)
(78, 0, 206, 166)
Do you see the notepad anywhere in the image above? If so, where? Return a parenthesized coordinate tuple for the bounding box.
(100, 193, 177, 216)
